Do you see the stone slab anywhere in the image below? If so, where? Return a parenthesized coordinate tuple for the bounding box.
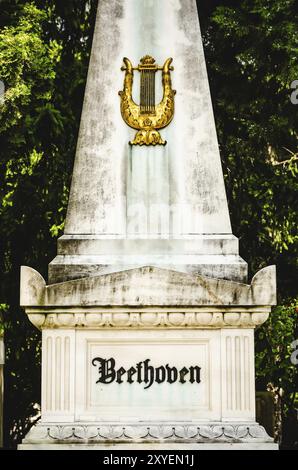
(50, 235, 248, 283)
(48, 254, 248, 284)
(19, 421, 275, 449)
(57, 235, 240, 256)
(18, 443, 279, 450)
(21, 265, 276, 308)
(64, 0, 232, 237)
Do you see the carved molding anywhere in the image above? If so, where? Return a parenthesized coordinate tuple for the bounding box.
(23, 423, 273, 444)
(27, 310, 270, 330)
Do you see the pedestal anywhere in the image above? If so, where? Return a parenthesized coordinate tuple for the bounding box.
(18, 0, 278, 451)
(19, 265, 278, 450)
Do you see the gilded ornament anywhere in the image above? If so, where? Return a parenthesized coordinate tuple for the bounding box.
(119, 56, 176, 146)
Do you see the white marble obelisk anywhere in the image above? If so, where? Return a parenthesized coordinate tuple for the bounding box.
(49, 0, 247, 284)
(19, 0, 278, 450)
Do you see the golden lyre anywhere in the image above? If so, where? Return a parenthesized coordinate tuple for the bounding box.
(119, 55, 176, 146)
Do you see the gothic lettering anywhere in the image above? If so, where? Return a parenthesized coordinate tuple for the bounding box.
(92, 357, 201, 389)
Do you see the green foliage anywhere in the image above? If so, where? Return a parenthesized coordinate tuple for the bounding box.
(0, 304, 6, 335)
(256, 302, 298, 404)
(0, 4, 57, 130)
(201, 0, 298, 298)
(0, 0, 297, 448)
(255, 302, 298, 444)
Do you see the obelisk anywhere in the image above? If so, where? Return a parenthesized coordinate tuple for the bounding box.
(19, 0, 277, 450)
(48, 0, 247, 284)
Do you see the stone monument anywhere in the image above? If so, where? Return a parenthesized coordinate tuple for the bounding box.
(19, 0, 278, 450)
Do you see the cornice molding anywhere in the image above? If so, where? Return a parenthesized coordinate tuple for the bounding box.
(27, 309, 270, 330)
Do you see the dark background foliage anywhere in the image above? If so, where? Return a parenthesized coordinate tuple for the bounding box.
(0, 0, 297, 448)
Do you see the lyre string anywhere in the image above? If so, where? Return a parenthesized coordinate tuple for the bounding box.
(146, 70, 148, 112)
(140, 69, 155, 115)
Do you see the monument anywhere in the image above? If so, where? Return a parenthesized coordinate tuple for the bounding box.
(19, 0, 278, 450)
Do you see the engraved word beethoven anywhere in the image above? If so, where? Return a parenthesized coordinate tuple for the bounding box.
(92, 357, 201, 390)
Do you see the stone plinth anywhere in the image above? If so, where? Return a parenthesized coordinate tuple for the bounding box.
(49, 235, 247, 284)
(19, 265, 278, 450)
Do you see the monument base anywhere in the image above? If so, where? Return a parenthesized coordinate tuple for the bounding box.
(18, 422, 277, 451)
(49, 235, 248, 284)
(19, 265, 277, 452)
(19, 443, 278, 450)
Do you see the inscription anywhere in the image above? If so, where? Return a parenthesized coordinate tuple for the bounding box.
(92, 357, 201, 390)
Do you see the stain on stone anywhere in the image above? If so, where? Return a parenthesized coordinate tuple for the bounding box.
(113, 0, 124, 19)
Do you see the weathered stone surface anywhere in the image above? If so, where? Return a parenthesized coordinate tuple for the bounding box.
(22, 422, 274, 445)
(49, 236, 247, 284)
(49, 254, 248, 284)
(19, 442, 279, 450)
(21, 265, 276, 308)
(48, 0, 248, 283)
(64, 0, 231, 236)
(57, 235, 240, 256)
